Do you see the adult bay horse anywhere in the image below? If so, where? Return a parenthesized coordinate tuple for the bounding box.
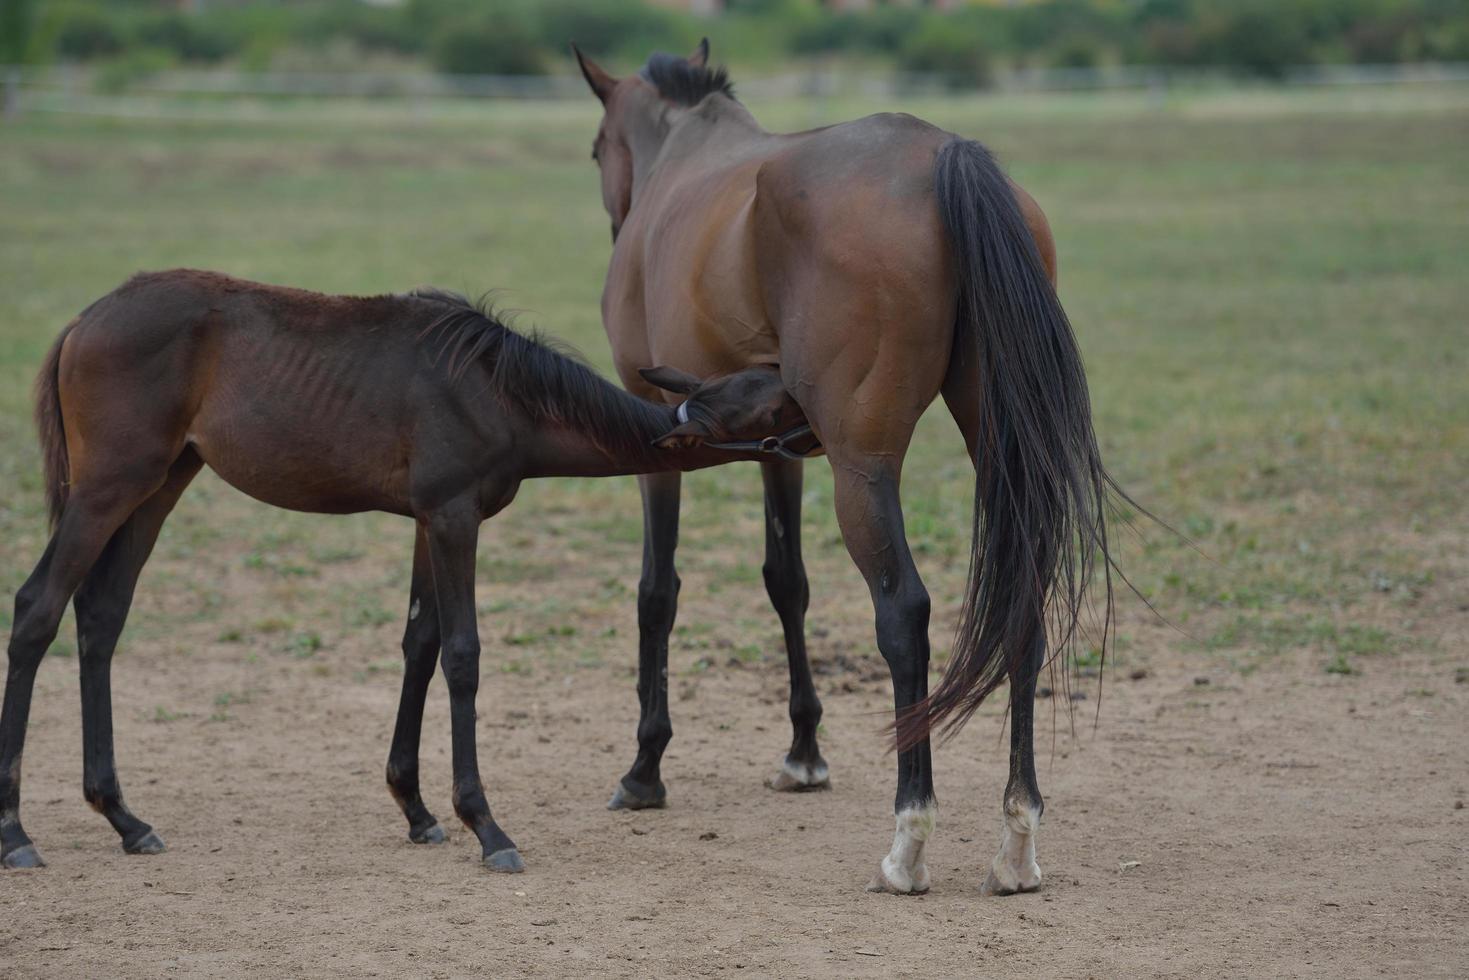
(0, 269, 807, 872)
(575, 42, 1119, 895)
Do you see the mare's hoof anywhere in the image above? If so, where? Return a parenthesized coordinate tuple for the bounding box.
(866, 860, 930, 896)
(980, 866, 1041, 897)
(607, 777, 666, 811)
(483, 848, 525, 873)
(2, 844, 46, 869)
(766, 757, 831, 793)
(410, 822, 447, 845)
(124, 830, 166, 855)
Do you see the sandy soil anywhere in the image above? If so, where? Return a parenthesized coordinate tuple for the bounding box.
(2, 574, 1465, 979)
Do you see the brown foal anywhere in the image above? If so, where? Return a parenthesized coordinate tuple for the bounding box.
(0, 269, 807, 872)
(576, 41, 1122, 895)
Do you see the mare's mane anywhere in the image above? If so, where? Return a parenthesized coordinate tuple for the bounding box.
(639, 52, 735, 107)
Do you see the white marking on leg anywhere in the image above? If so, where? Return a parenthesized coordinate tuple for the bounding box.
(781, 758, 810, 783)
(873, 801, 936, 893)
(767, 756, 830, 791)
(987, 799, 1042, 894)
(409, 598, 420, 621)
(785, 758, 829, 785)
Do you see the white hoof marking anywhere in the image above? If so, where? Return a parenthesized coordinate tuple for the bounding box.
(985, 800, 1042, 894)
(767, 758, 830, 791)
(872, 801, 935, 894)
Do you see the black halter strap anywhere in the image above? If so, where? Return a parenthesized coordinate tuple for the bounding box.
(706, 423, 822, 462)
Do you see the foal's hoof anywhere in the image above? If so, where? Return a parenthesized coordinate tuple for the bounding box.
(607, 777, 666, 811)
(766, 757, 831, 793)
(980, 866, 1042, 897)
(866, 860, 930, 896)
(410, 822, 447, 845)
(2, 844, 46, 869)
(483, 847, 525, 873)
(123, 830, 166, 855)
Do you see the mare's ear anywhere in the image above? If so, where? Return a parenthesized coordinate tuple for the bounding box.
(639, 365, 702, 395)
(572, 43, 617, 104)
(652, 419, 712, 450)
(688, 38, 710, 68)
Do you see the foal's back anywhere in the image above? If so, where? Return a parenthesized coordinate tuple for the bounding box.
(57, 270, 462, 516)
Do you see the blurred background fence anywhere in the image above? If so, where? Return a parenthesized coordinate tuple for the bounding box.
(7, 60, 1468, 123)
(4, 0, 1469, 123)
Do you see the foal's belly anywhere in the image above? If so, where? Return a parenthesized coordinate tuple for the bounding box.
(186, 419, 412, 517)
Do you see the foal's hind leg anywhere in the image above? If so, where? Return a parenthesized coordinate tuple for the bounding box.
(72, 450, 201, 855)
(2, 472, 167, 868)
(386, 525, 448, 845)
(759, 459, 828, 792)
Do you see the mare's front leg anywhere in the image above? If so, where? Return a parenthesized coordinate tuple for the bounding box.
(760, 459, 828, 792)
(829, 458, 936, 895)
(608, 471, 680, 811)
(385, 525, 448, 845)
(422, 502, 522, 872)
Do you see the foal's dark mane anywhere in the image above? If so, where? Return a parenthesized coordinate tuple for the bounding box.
(640, 52, 735, 106)
(410, 289, 667, 459)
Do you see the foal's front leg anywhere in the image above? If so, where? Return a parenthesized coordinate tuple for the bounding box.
(423, 504, 522, 872)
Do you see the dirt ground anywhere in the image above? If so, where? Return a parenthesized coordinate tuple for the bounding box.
(2, 85, 1466, 978)
(2, 563, 1464, 979)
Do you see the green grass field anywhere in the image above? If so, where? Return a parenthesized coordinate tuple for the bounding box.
(1, 83, 1465, 682)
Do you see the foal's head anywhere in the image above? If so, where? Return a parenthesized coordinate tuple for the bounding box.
(572, 38, 731, 241)
(640, 366, 806, 451)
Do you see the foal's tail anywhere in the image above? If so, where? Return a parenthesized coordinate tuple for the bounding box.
(34, 322, 75, 529)
(896, 138, 1119, 750)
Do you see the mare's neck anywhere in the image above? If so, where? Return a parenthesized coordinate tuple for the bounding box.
(628, 95, 767, 203)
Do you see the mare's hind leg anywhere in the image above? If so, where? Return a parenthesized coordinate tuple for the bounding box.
(760, 459, 828, 792)
(2, 470, 169, 868)
(72, 450, 202, 854)
(982, 632, 1045, 895)
(386, 525, 448, 845)
(942, 353, 1045, 895)
(826, 457, 936, 895)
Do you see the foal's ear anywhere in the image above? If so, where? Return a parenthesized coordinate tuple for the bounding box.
(639, 365, 702, 395)
(688, 38, 710, 68)
(653, 419, 712, 450)
(572, 43, 617, 104)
